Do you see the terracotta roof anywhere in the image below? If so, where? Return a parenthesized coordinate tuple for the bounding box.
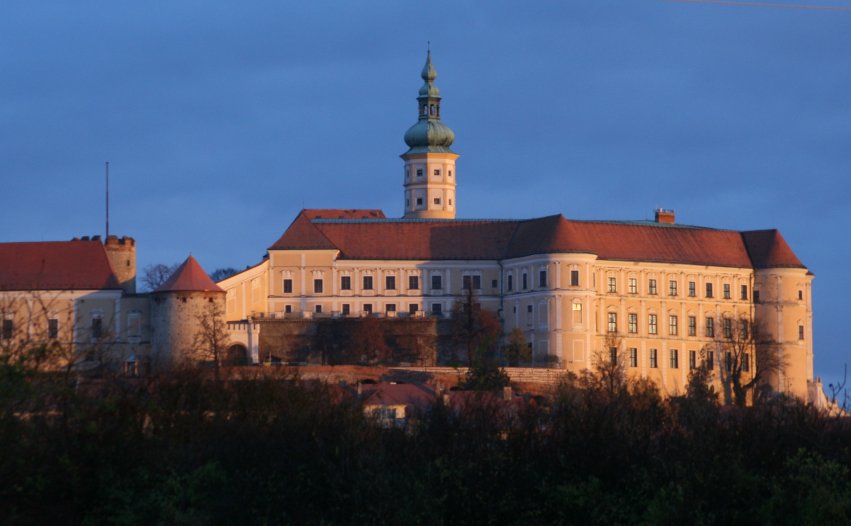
(362, 382, 436, 412)
(154, 255, 224, 293)
(268, 209, 807, 270)
(0, 240, 120, 291)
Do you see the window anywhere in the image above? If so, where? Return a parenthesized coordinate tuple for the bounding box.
(798, 290, 803, 300)
(385, 276, 396, 290)
(607, 277, 617, 293)
(743, 353, 750, 372)
(607, 312, 617, 333)
(91, 314, 103, 339)
(363, 304, 373, 314)
(127, 313, 140, 340)
(628, 277, 637, 294)
(491, 279, 498, 288)
(363, 276, 373, 290)
(670, 349, 679, 369)
(706, 283, 713, 298)
(570, 270, 580, 287)
(740, 319, 749, 339)
(408, 276, 419, 290)
(649, 349, 658, 368)
(572, 303, 582, 324)
(538, 270, 547, 288)
(648, 314, 658, 335)
(688, 281, 696, 297)
(527, 305, 533, 314)
(725, 352, 733, 372)
(723, 318, 732, 339)
(416, 197, 423, 206)
(522, 273, 528, 290)
(669, 315, 678, 336)
(462, 275, 481, 290)
(799, 325, 805, 340)
(431, 303, 442, 316)
(431, 275, 442, 290)
(507, 274, 513, 291)
(409, 304, 418, 314)
(706, 351, 714, 370)
(314, 305, 322, 314)
(342, 304, 350, 316)
(669, 280, 678, 296)
(341, 276, 351, 290)
(628, 313, 638, 334)
(433, 197, 441, 205)
(705, 317, 715, 338)
(629, 348, 638, 368)
(723, 284, 731, 299)
(433, 168, 440, 176)
(689, 350, 697, 369)
(2, 319, 12, 340)
(741, 285, 748, 300)
(754, 290, 760, 303)
(386, 304, 396, 313)
(609, 347, 618, 365)
(416, 168, 423, 177)
(285, 305, 292, 314)
(283, 279, 293, 294)
(48, 318, 59, 339)
(648, 279, 657, 295)
(688, 316, 696, 336)
(313, 279, 323, 294)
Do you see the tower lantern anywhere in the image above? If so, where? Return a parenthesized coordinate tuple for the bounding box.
(401, 50, 459, 219)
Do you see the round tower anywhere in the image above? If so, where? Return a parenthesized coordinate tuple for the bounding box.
(401, 50, 459, 219)
(150, 256, 226, 371)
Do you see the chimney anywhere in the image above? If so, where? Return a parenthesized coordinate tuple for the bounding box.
(654, 209, 675, 224)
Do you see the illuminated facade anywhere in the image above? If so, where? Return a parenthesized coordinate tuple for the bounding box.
(219, 53, 815, 400)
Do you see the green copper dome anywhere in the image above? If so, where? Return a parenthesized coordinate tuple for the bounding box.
(403, 51, 455, 154)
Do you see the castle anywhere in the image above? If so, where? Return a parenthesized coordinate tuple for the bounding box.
(0, 52, 816, 401)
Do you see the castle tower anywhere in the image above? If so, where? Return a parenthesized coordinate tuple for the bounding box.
(150, 255, 226, 371)
(402, 51, 459, 219)
(103, 235, 136, 294)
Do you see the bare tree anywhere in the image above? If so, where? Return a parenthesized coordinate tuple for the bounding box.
(592, 332, 627, 397)
(449, 287, 502, 366)
(192, 300, 230, 381)
(141, 263, 179, 291)
(503, 328, 530, 367)
(706, 314, 783, 407)
(209, 267, 239, 282)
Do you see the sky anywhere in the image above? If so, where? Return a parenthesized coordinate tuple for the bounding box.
(1, 0, 848, 387)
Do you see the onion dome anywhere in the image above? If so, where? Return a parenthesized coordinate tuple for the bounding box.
(403, 51, 456, 153)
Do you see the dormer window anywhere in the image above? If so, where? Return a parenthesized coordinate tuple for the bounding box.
(416, 169, 423, 177)
(433, 169, 440, 176)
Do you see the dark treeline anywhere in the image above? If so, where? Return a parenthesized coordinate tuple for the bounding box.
(1, 367, 850, 525)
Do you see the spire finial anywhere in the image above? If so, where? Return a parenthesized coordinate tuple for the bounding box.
(427, 40, 430, 54)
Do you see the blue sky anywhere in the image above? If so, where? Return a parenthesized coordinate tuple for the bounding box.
(1, 1, 848, 387)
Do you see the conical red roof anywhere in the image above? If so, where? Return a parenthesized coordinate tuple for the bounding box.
(154, 255, 224, 293)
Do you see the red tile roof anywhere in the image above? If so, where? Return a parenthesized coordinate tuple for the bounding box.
(361, 382, 436, 412)
(154, 255, 224, 293)
(741, 230, 805, 269)
(268, 210, 807, 270)
(0, 240, 121, 291)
